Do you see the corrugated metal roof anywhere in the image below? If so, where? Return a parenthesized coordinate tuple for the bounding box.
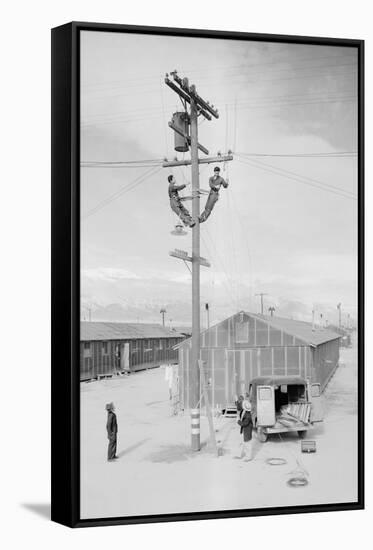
(175, 311, 341, 348)
(81, 322, 183, 341)
(252, 313, 341, 346)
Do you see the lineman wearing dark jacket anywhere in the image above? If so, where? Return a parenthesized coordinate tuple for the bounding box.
(106, 402, 118, 461)
(199, 166, 228, 223)
(168, 175, 195, 227)
(237, 399, 253, 461)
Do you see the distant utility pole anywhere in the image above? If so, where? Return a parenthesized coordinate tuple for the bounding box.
(205, 303, 210, 330)
(337, 302, 342, 329)
(160, 308, 166, 327)
(164, 71, 233, 452)
(268, 306, 275, 317)
(82, 305, 92, 322)
(255, 293, 268, 315)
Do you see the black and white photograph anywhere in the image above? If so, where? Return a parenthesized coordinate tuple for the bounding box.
(77, 26, 362, 522)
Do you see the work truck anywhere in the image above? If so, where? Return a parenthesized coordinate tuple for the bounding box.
(248, 376, 324, 442)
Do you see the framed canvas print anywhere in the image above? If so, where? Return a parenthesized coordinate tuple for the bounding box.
(51, 21, 364, 527)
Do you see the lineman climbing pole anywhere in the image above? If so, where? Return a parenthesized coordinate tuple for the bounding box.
(163, 71, 233, 451)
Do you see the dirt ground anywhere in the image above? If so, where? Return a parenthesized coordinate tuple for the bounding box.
(80, 341, 358, 519)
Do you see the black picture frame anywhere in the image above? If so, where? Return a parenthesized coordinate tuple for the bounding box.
(51, 21, 364, 528)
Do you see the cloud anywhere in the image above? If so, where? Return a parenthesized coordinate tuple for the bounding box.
(82, 268, 141, 282)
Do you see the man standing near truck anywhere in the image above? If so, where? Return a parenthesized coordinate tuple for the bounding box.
(237, 399, 254, 461)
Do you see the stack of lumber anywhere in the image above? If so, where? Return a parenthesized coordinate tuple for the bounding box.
(277, 402, 311, 427)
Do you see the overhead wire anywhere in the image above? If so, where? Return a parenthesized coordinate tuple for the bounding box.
(229, 184, 255, 308)
(223, 108, 241, 310)
(83, 166, 162, 220)
(82, 55, 357, 96)
(81, 91, 356, 129)
(83, 52, 356, 87)
(81, 66, 358, 128)
(200, 231, 237, 307)
(82, 87, 356, 122)
(203, 221, 240, 308)
(235, 156, 357, 201)
(246, 156, 357, 198)
(81, 159, 163, 168)
(228, 102, 254, 306)
(237, 151, 357, 158)
(160, 76, 170, 159)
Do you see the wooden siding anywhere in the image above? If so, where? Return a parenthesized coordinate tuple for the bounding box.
(178, 312, 340, 410)
(181, 344, 311, 409)
(311, 339, 340, 390)
(80, 337, 182, 381)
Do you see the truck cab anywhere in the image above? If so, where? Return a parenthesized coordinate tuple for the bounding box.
(248, 376, 323, 442)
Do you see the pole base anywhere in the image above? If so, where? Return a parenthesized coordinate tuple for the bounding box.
(191, 434, 201, 451)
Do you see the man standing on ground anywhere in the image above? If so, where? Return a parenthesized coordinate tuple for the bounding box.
(237, 399, 254, 461)
(106, 402, 118, 461)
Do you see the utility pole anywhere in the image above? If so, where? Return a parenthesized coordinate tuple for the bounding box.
(163, 71, 232, 452)
(255, 293, 268, 315)
(190, 95, 201, 452)
(82, 305, 92, 322)
(268, 306, 275, 317)
(337, 302, 342, 329)
(205, 303, 210, 329)
(160, 308, 166, 327)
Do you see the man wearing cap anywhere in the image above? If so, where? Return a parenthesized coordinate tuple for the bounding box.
(168, 174, 195, 227)
(237, 399, 254, 461)
(199, 166, 228, 223)
(106, 402, 118, 461)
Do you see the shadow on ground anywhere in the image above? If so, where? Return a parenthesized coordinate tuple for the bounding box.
(117, 438, 150, 458)
(21, 503, 51, 520)
(146, 441, 208, 463)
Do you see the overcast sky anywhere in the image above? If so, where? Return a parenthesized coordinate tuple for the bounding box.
(80, 31, 358, 327)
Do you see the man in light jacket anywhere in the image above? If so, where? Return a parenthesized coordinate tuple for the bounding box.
(199, 166, 228, 223)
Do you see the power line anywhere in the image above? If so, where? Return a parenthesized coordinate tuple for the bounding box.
(200, 231, 237, 307)
(249, 157, 357, 198)
(81, 160, 162, 168)
(236, 156, 357, 200)
(81, 96, 356, 129)
(82, 158, 162, 164)
(83, 166, 161, 219)
(237, 151, 357, 159)
(81, 91, 356, 128)
(82, 55, 357, 95)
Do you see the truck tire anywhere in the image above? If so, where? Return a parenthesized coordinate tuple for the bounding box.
(257, 428, 268, 442)
(298, 430, 307, 438)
